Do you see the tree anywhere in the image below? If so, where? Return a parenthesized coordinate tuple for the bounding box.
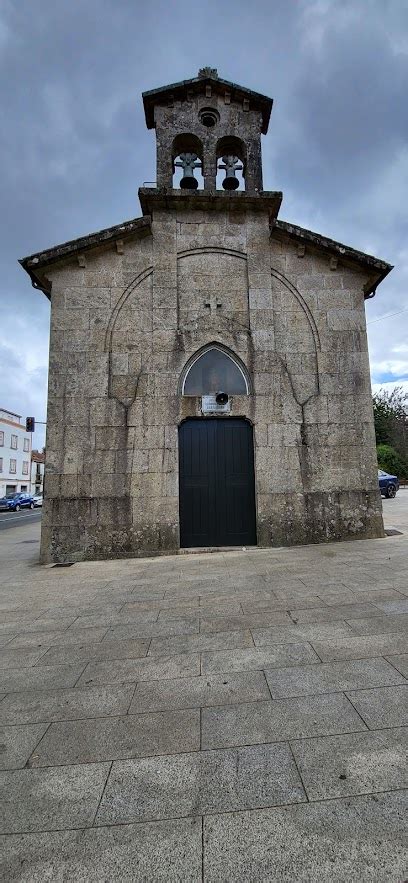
(373, 386, 408, 479)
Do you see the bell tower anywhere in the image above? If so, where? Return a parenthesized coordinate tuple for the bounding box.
(142, 67, 273, 193)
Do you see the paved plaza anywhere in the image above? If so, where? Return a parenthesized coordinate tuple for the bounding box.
(0, 495, 407, 880)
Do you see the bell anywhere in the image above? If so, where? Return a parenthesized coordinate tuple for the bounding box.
(175, 152, 201, 190)
(222, 174, 239, 191)
(180, 174, 198, 190)
(220, 155, 243, 191)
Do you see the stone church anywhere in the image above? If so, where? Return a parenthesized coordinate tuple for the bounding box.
(21, 68, 392, 563)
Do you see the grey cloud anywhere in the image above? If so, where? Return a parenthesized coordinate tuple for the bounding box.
(0, 0, 406, 426)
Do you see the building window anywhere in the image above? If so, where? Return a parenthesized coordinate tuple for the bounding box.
(10, 459, 16, 474)
(0, 458, 2, 472)
(182, 345, 249, 395)
(11, 435, 17, 450)
(22, 461, 29, 475)
(23, 438, 30, 452)
(0, 431, 4, 446)
(21, 485, 27, 491)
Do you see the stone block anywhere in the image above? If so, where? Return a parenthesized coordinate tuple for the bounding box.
(0, 685, 134, 725)
(76, 652, 200, 687)
(201, 692, 366, 750)
(96, 742, 306, 826)
(149, 629, 254, 657)
(291, 728, 408, 800)
(385, 653, 408, 676)
(0, 818, 202, 880)
(264, 657, 405, 699)
(0, 724, 48, 770)
(345, 685, 408, 728)
(129, 670, 270, 713)
(0, 764, 110, 833)
(0, 663, 86, 694)
(29, 709, 200, 766)
(201, 643, 320, 675)
(203, 791, 408, 882)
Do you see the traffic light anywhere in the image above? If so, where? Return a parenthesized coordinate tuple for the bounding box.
(26, 417, 35, 432)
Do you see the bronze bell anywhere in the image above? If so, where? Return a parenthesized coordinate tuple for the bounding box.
(175, 152, 200, 189)
(219, 155, 243, 190)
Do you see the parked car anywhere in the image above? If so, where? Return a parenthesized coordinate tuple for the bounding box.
(32, 494, 43, 507)
(378, 469, 399, 498)
(0, 492, 35, 512)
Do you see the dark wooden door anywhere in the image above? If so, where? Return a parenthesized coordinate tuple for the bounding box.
(179, 418, 257, 548)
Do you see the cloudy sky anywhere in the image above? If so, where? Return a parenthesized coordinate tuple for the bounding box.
(1, 0, 407, 450)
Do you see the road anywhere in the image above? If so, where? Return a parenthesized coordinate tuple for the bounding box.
(0, 508, 42, 531)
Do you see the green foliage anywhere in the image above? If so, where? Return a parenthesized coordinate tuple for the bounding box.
(376, 443, 407, 479)
(373, 386, 408, 475)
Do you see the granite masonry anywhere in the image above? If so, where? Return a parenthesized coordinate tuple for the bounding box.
(20, 69, 392, 562)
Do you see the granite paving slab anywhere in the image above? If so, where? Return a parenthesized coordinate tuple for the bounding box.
(36, 637, 150, 667)
(122, 598, 202, 613)
(385, 653, 408, 677)
(0, 684, 135, 725)
(0, 663, 86, 693)
(69, 611, 160, 629)
(0, 617, 78, 635)
(96, 742, 306, 825)
(290, 727, 408, 800)
(6, 626, 109, 649)
(76, 652, 200, 687)
(129, 671, 270, 713)
(199, 612, 292, 633)
(346, 684, 408, 728)
(288, 603, 380, 624)
(29, 709, 201, 766)
(252, 621, 354, 646)
(0, 647, 49, 670)
(347, 613, 408, 635)
(201, 642, 320, 675)
(373, 599, 408, 614)
(201, 693, 366, 750)
(159, 602, 243, 619)
(148, 629, 254, 656)
(0, 818, 202, 881)
(0, 723, 48, 770)
(311, 632, 408, 662)
(202, 790, 408, 882)
(103, 618, 200, 641)
(240, 596, 325, 613)
(0, 763, 110, 833)
(264, 657, 405, 699)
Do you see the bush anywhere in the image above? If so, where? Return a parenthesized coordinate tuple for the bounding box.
(377, 443, 408, 479)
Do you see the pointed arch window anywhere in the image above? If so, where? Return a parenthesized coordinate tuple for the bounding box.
(182, 346, 249, 395)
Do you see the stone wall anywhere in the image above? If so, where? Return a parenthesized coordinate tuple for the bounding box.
(40, 197, 383, 562)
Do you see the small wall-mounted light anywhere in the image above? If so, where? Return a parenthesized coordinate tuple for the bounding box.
(215, 392, 229, 405)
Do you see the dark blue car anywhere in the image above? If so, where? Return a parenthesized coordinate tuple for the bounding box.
(378, 469, 399, 498)
(0, 492, 35, 511)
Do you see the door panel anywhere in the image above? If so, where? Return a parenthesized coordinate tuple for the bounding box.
(179, 418, 256, 548)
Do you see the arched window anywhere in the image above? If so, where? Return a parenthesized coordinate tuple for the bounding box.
(216, 136, 246, 191)
(172, 133, 204, 190)
(182, 346, 249, 395)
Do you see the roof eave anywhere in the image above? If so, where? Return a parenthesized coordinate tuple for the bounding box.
(19, 216, 152, 299)
(142, 75, 273, 134)
(274, 219, 393, 298)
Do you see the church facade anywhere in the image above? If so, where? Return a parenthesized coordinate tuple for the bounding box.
(21, 69, 392, 562)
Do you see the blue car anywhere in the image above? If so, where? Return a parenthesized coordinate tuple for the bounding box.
(378, 469, 399, 498)
(0, 492, 35, 511)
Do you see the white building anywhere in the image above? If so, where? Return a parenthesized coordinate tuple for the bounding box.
(31, 450, 45, 495)
(0, 408, 32, 496)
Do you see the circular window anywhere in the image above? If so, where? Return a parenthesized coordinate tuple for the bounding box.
(199, 107, 219, 128)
